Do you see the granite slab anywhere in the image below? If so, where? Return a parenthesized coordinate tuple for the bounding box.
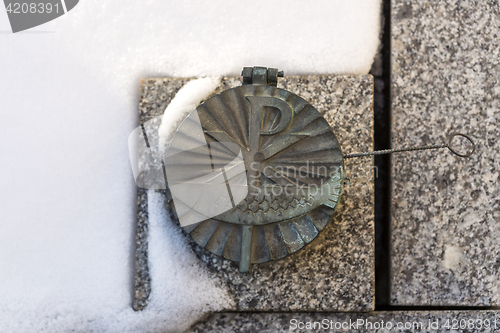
(134, 74, 375, 312)
(190, 311, 500, 332)
(391, 1, 500, 305)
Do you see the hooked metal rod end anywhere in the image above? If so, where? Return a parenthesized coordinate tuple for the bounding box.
(447, 132, 475, 157)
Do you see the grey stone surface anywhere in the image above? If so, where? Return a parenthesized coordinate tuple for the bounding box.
(133, 188, 150, 310)
(391, 1, 500, 305)
(190, 311, 500, 332)
(134, 75, 375, 312)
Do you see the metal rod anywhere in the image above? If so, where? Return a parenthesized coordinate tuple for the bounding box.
(344, 133, 475, 159)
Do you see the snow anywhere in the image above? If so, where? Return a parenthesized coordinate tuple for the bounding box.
(158, 76, 221, 154)
(0, 0, 381, 332)
(142, 190, 234, 332)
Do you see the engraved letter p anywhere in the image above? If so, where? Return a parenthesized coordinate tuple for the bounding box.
(246, 96, 293, 142)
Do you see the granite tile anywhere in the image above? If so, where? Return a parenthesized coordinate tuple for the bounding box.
(134, 75, 375, 311)
(391, 0, 500, 305)
(190, 311, 500, 332)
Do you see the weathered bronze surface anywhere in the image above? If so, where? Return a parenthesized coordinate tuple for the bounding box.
(177, 67, 345, 272)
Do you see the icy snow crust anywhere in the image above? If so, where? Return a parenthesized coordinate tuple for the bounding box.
(0, 0, 380, 331)
(158, 76, 221, 154)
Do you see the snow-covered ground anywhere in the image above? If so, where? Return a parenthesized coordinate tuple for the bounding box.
(0, 1, 381, 332)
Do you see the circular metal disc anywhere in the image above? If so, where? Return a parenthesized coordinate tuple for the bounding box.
(174, 84, 344, 269)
